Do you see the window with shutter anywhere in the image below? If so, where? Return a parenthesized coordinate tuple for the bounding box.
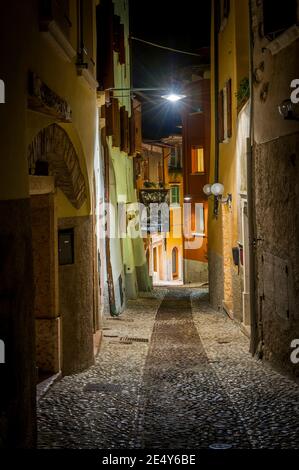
(218, 90, 224, 143)
(143, 159, 149, 181)
(96, 0, 114, 90)
(129, 100, 142, 156)
(81, 0, 95, 75)
(119, 24, 126, 65)
(101, 104, 106, 119)
(120, 106, 129, 153)
(129, 115, 136, 156)
(153, 248, 157, 272)
(215, 0, 222, 33)
(191, 147, 205, 174)
(226, 79, 232, 139)
(39, 0, 71, 38)
(217, 0, 230, 32)
(177, 145, 182, 168)
(195, 204, 205, 235)
(219, 79, 232, 142)
(112, 98, 121, 148)
(106, 98, 120, 148)
(76, 0, 95, 76)
(172, 247, 178, 277)
(158, 162, 163, 182)
(263, 0, 297, 41)
(169, 148, 177, 169)
(113, 15, 121, 52)
(223, 0, 230, 19)
(112, 15, 125, 65)
(134, 158, 141, 178)
(171, 186, 180, 205)
(134, 106, 142, 153)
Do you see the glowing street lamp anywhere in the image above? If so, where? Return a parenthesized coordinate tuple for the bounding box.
(161, 93, 186, 102)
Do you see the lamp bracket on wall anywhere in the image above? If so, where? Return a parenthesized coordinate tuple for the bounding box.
(203, 183, 232, 216)
(220, 193, 232, 208)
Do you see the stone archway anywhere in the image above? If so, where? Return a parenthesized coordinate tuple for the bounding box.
(172, 247, 179, 279)
(28, 123, 87, 209)
(27, 124, 94, 378)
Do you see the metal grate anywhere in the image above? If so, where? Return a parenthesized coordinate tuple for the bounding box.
(109, 339, 132, 345)
(83, 383, 122, 393)
(120, 336, 149, 343)
(209, 443, 232, 450)
(109, 318, 134, 322)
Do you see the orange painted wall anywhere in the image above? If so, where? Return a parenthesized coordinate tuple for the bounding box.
(181, 78, 211, 264)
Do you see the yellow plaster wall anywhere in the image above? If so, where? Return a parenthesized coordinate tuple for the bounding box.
(0, 1, 97, 214)
(209, 0, 249, 258)
(164, 147, 184, 274)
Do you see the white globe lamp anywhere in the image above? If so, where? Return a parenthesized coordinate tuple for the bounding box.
(211, 183, 225, 197)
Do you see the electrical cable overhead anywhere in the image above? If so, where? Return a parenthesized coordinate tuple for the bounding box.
(130, 36, 201, 57)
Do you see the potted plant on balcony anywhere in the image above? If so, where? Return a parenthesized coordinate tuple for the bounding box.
(144, 181, 156, 188)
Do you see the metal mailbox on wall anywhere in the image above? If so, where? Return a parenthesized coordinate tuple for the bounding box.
(58, 228, 74, 265)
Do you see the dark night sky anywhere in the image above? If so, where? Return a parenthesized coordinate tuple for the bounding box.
(129, 0, 211, 140)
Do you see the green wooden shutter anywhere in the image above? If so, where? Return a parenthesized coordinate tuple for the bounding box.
(171, 186, 179, 204)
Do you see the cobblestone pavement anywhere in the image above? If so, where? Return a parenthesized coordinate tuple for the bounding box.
(37, 287, 299, 449)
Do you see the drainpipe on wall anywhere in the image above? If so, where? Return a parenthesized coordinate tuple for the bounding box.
(101, 126, 118, 316)
(247, 0, 259, 356)
(77, 0, 85, 66)
(213, 0, 220, 218)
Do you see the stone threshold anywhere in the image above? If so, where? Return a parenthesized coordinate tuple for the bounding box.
(223, 301, 251, 339)
(93, 329, 103, 357)
(222, 301, 234, 319)
(240, 323, 251, 339)
(37, 372, 62, 403)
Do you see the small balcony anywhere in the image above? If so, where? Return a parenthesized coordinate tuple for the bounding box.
(139, 189, 169, 205)
(168, 166, 183, 174)
(139, 189, 170, 234)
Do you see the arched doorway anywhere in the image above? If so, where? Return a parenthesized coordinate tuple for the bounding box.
(172, 247, 179, 280)
(146, 248, 150, 273)
(28, 123, 87, 208)
(27, 124, 95, 378)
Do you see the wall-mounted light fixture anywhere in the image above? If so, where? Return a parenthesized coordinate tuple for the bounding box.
(106, 87, 187, 103)
(202, 183, 212, 196)
(203, 183, 232, 215)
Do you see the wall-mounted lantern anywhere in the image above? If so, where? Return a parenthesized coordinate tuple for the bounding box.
(203, 183, 232, 205)
(203, 183, 232, 216)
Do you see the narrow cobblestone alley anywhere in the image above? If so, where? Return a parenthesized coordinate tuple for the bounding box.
(38, 288, 299, 449)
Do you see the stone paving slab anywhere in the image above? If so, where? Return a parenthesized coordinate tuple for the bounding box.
(191, 289, 299, 449)
(37, 287, 299, 449)
(38, 290, 166, 449)
(140, 289, 251, 449)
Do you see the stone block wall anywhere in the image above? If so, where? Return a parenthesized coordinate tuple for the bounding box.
(208, 250, 224, 312)
(253, 133, 299, 377)
(30, 194, 60, 374)
(0, 199, 36, 448)
(59, 216, 95, 376)
(184, 259, 209, 284)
